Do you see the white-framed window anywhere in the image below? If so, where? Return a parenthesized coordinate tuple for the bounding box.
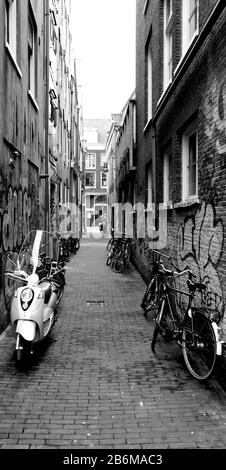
(100, 153, 107, 167)
(5, 0, 18, 61)
(85, 171, 96, 188)
(85, 153, 96, 169)
(182, 122, 198, 200)
(101, 171, 107, 188)
(163, 0, 173, 90)
(182, 0, 199, 56)
(163, 152, 173, 203)
(143, 0, 149, 16)
(28, 7, 37, 98)
(147, 39, 152, 121)
(147, 163, 152, 205)
(133, 102, 136, 144)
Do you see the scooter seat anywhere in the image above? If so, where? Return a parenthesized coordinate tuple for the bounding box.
(39, 281, 52, 304)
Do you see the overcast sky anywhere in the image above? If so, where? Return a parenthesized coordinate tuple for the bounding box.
(71, 0, 136, 120)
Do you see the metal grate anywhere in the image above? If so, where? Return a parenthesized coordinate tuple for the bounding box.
(86, 300, 105, 307)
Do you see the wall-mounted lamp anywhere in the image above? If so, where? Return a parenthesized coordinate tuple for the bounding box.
(49, 88, 57, 100)
(8, 150, 20, 169)
(114, 124, 122, 132)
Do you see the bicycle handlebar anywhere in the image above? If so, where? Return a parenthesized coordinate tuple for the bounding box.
(159, 265, 192, 277)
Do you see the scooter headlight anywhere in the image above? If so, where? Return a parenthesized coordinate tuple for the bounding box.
(21, 288, 33, 303)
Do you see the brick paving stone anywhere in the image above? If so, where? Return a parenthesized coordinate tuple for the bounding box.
(0, 239, 226, 450)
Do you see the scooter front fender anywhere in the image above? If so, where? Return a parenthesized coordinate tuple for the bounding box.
(16, 320, 36, 342)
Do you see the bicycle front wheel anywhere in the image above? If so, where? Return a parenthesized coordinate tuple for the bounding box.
(107, 238, 113, 251)
(182, 310, 217, 380)
(141, 278, 156, 314)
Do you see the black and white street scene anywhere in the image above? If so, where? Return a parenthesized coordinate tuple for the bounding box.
(0, 0, 226, 463)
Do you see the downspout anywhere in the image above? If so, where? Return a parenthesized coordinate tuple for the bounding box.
(152, 125, 157, 212)
(44, 0, 50, 232)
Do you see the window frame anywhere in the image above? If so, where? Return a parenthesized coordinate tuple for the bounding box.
(5, 0, 22, 75)
(5, 0, 17, 58)
(163, 151, 173, 204)
(85, 171, 96, 189)
(101, 171, 107, 189)
(163, 0, 173, 91)
(182, 0, 199, 57)
(28, 6, 38, 100)
(146, 36, 153, 123)
(85, 153, 96, 169)
(100, 153, 107, 167)
(182, 122, 198, 201)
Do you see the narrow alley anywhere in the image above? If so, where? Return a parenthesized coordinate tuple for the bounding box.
(0, 239, 226, 451)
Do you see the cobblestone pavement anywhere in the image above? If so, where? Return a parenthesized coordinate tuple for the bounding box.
(0, 239, 226, 450)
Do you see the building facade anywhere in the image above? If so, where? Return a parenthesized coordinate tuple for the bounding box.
(0, 0, 82, 333)
(135, 0, 226, 333)
(105, 114, 122, 231)
(0, 0, 47, 332)
(105, 96, 137, 237)
(48, 0, 83, 239)
(82, 120, 110, 235)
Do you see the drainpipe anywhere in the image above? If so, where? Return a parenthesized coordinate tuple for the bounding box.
(44, 0, 50, 232)
(152, 125, 157, 209)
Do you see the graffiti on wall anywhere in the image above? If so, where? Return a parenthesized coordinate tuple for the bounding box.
(177, 76, 225, 318)
(204, 76, 226, 155)
(0, 186, 32, 252)
(0, 183, 38, 319)
(177, 201, 224, 316)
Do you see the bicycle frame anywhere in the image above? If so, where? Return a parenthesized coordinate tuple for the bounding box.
(152, 277, 223, 380)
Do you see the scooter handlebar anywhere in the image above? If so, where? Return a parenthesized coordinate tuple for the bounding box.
(5, 271, 28, 282)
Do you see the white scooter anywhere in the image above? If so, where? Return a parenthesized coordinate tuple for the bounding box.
(5, 230, 65, 362)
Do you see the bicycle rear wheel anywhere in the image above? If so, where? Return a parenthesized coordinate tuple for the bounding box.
(113, 254, 129, 273)
(151, 296, 178, 352)
(182, 310, 217, 380)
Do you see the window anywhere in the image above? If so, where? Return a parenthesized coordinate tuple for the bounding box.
(28, 7, 37, 98)
(95, 195, 107, 204)
(101, 171, 107, 188)
(85, 171, 96, 188)
(163, 0, 173, 90)
(182, 123, 198, 200)
(147, 164, 152, 205)
(143, 0, 149, 15)
(86, 195, 95, 209)
(163, 152, 173, 203)
(5, 0, 18, 61)
(146, 38, 152, 121)
(85, 153, 96, 169)
(100, 153, 107, 167)
(182, 0, 199, 56)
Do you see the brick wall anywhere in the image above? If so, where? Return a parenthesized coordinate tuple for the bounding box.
(0, 1, 46, 333)
(134, 0, 226, 336)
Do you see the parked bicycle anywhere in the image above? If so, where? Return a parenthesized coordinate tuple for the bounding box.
(106, 234, 133, 273)
(58, 235, 80, 264)
(151, 265, 224, 381)
(112, 238, 134, 273)
(141, 249, 176, 316)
